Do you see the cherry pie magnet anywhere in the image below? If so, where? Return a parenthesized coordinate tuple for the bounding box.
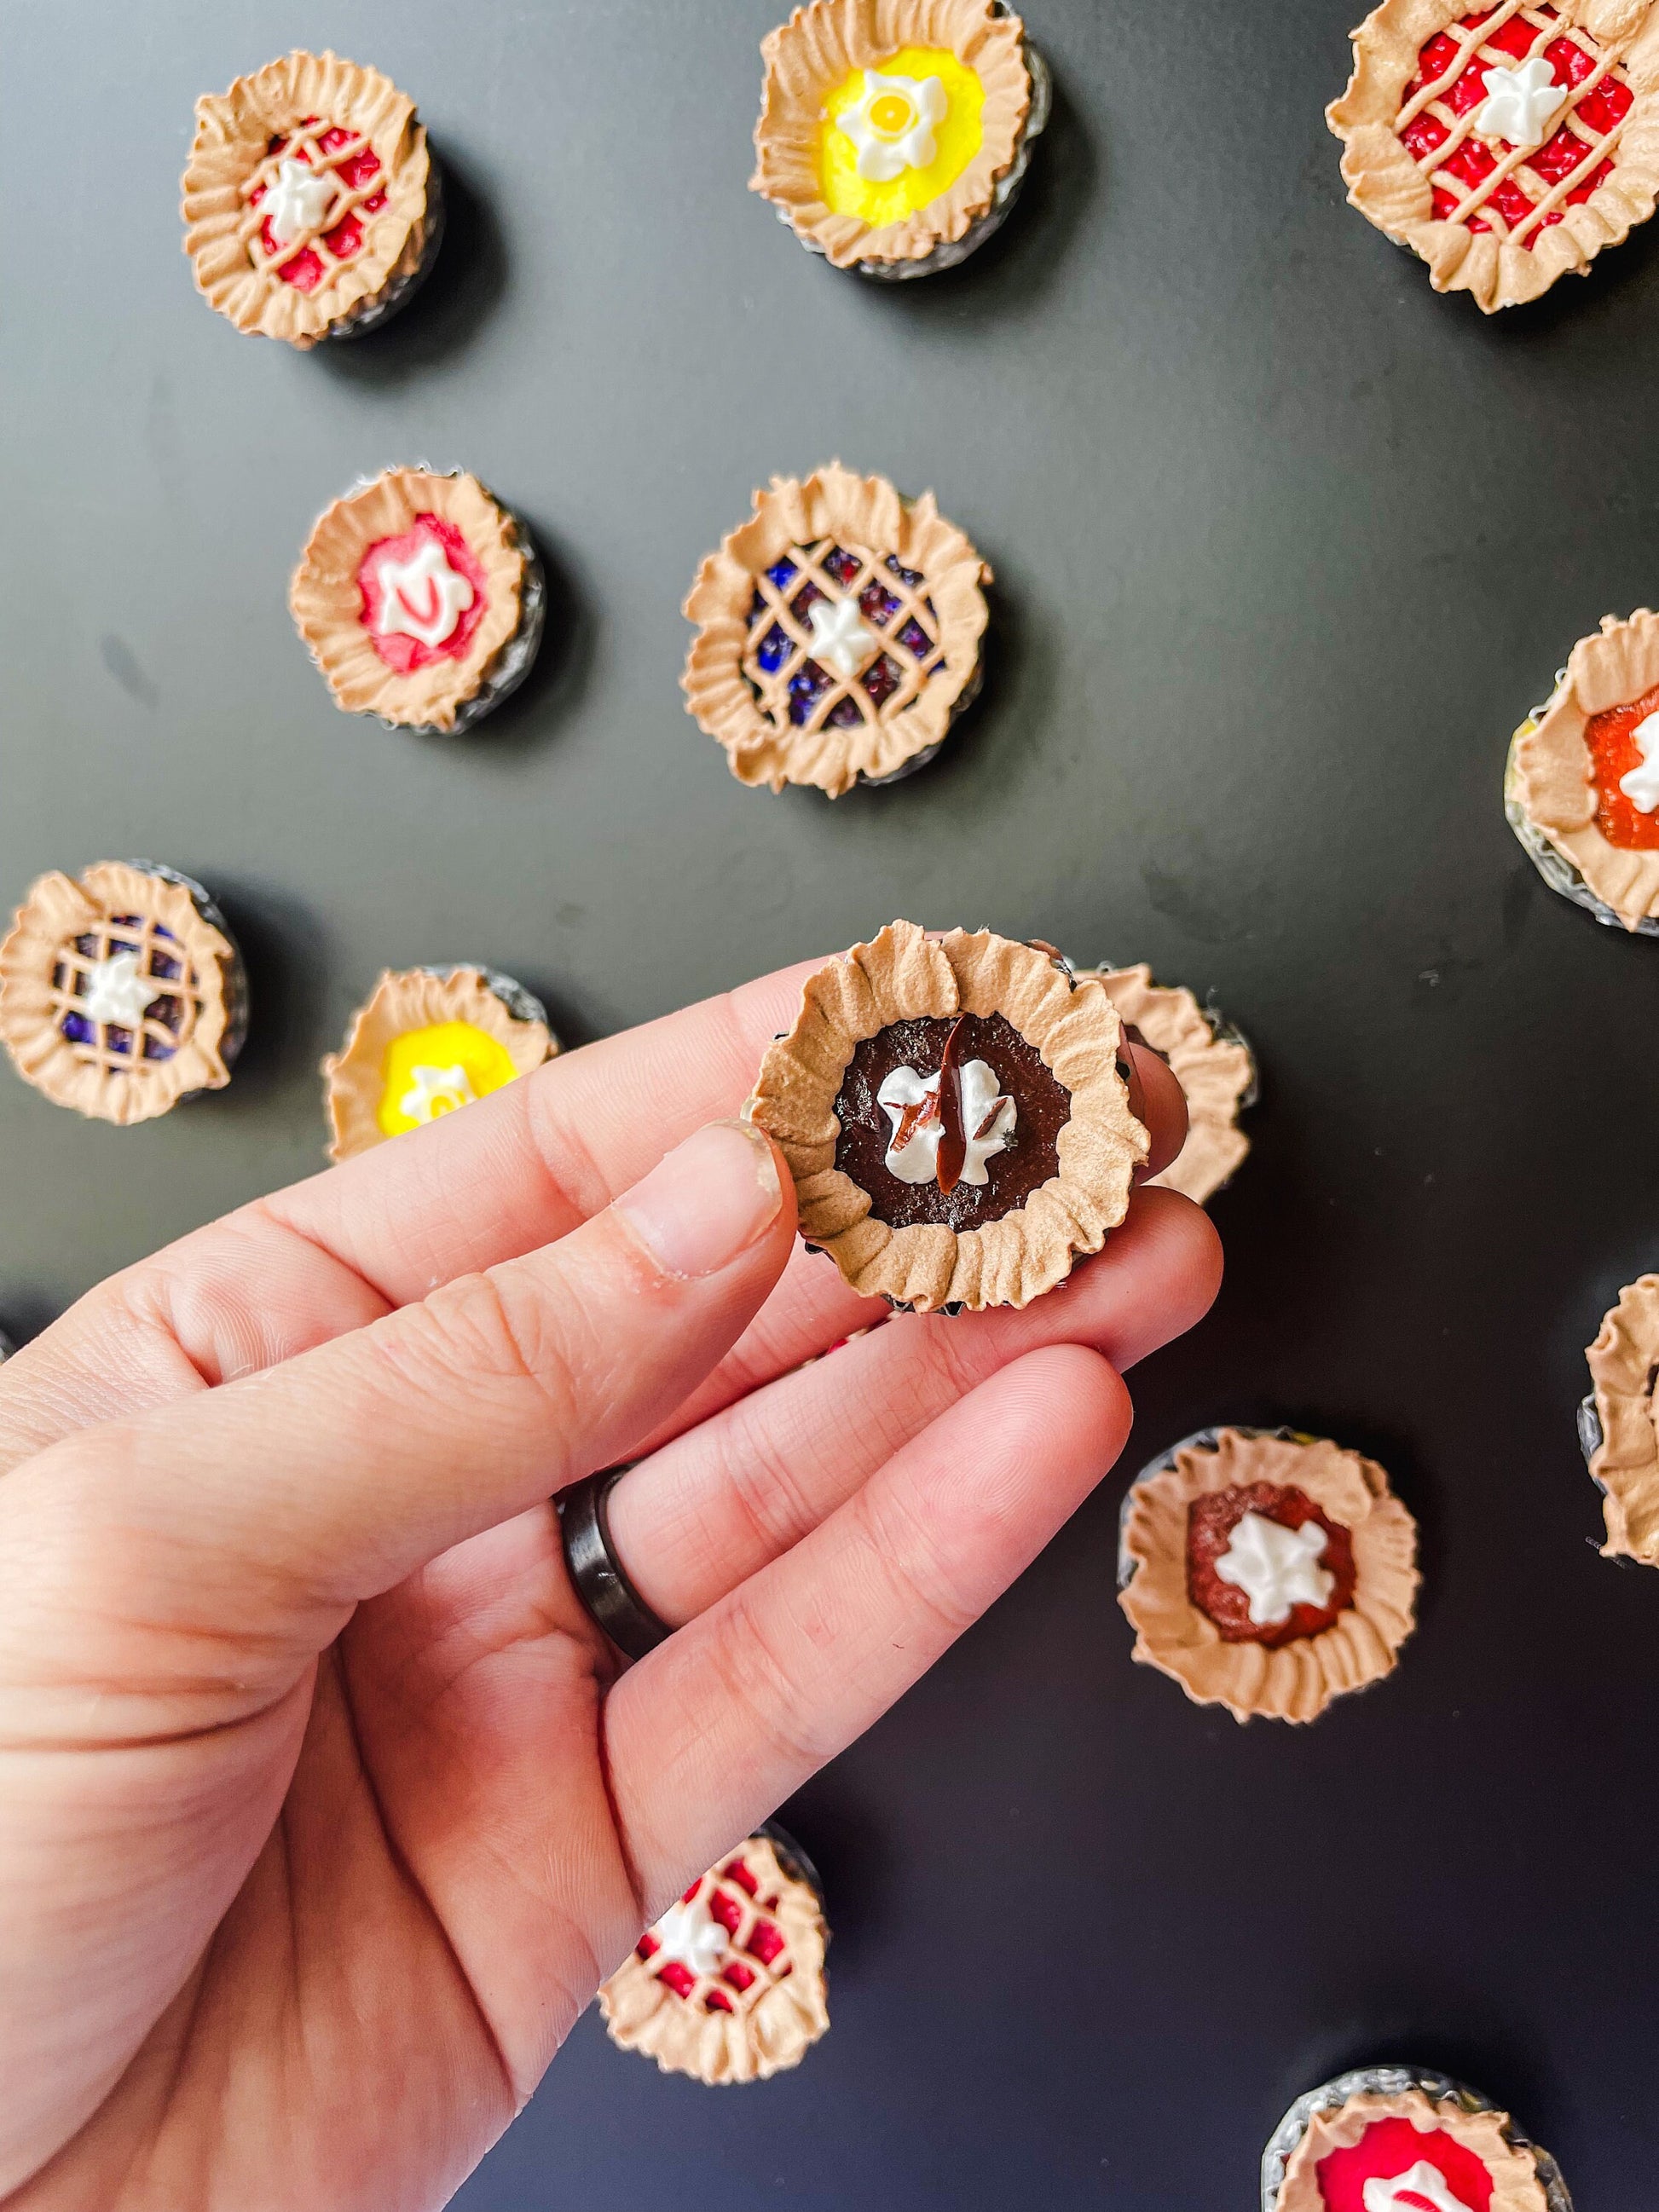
(322, 965, 555, 1162)
(1579, 1272, 1659, 1563)
(1078, 962, 1256, 1206)
(1506, 609, 1659, 933)
(598, 1828, 830, 2086)
(1327, 1, 1659, 311)
(1262, 2065, 1573, 2212)
(747, 922, 1147, 1312)
(292, 468, 545, 734)
(0, 862, 246, 1126)
(1118, 1428, 1419, 1724)
(750, 0, 1049, 278)
(684, 465, 990, 797)
(182, 50, 442, 347)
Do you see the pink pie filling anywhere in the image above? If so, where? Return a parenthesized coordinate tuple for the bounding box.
(246, 120, 388, 292)
(356, 513, 490, 674)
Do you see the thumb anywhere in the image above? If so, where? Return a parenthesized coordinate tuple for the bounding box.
(0, 1119, 794, 1694)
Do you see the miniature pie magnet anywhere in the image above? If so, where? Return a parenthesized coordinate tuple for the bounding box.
(1507, 609, 1659, 932)
(292, 469, 545, 733)
(1078, 962, 1256, 1204)
(751, 0, 1049, 276)
(1117, 1428, 1419, 1724)
(0, 863, 246, 1126)
(746, 923, 1147, 1313)
(182, 50, 442, 347)
(684, 465, 990, 797)
(1328, 1, 1659, 313)
(1580, 1272, 1659, 1562)
(1263, 2065, 1572, 2212)
(322, 965, 555, 1161)
(598, 1828, 830, 2085)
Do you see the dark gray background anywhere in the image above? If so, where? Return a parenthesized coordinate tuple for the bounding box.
(3, 2, 1657, 2205)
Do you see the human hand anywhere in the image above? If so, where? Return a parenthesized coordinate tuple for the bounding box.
(0, 954, 1220, 2211)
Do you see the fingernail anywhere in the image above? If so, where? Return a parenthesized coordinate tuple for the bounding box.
(616, 1119, 784, 1280)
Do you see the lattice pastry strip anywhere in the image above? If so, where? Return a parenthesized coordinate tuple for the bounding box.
(50, 911, 204, 1074)
(1397, 2, 1635, 243)
(240, 115, 387, 277)
(743, 535, 945, 736)
(634, 1857, 799, 2020)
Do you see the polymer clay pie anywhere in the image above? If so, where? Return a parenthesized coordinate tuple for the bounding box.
(1118, 1428, 1419, 1724)
(1080, 962, 1256, 1205)
(747, 923, 1147, 1312)
(182, 50, 441, 347)
(292, 469, 545, 733)
(323, 965, 554, 1161)
(684, 465, 990, 797)
(1263, 2065, 1573, 2212)
(598, 1829, 830, 2086)
(0, 862, 246, 1126)
(752, 0, 1049, 276)
(1507, 609, 1659, 932)
(1579, 1273, 1659, 1562)
(1327, 0, 1659, 311)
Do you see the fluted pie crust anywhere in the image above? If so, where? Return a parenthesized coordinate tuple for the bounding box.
(1084, 963, 1253, 1204)
(1119, 1429, 1419, 1724)
(747, 922, 1147, 1312)
(1275, 2088, 1550, 2212)
(1584, 1272, 1659, 1561)
(752, 0, 1034, 268)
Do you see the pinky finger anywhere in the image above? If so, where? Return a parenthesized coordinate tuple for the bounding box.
(602, 1342, 1132, 1917)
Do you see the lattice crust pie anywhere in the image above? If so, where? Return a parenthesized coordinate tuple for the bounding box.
(1507, 609, 1659, 931)
(1328, 0, 1659, 311)
(323, 965, 555, 1161)
(598, 1831, 830, 2085)
(1579, 1273, 1659, 1562)
(0, 862, 246, 1126)
(1119, 1428, 1419, 1725)
(748, 923, 1147, 1312)
(1079, 963, 1256, 1206)
(292, 469, 546, 734)
(751, 0, 1049, 277)
(684, 465, 990, 797)
(1263, 2066, 1570, 2212)
(182, 50, 442, 347)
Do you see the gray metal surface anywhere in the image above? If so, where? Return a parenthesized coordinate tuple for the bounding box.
(5, 3, 1659, 2206)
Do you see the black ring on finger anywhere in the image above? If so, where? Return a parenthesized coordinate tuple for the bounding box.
(558, 1466, 673, 1662)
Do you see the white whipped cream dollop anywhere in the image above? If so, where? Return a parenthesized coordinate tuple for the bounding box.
(1362, 2162, 1475, 2212)
(1619, 709, 1659, 811)
(1211, 1512, 1333, 1626)
(373, 537, 476, 650)
(877, 1057, 1015, 1187)
(263, 155, 337, 245)
(1471, 57, 1568, 149)
(399, 1064, 477, 1123)
(650, 1893, 729, 1978)
(837, 70, 949, 182)
(81, 949, 159, 1032)
(807, 595, 876, 681)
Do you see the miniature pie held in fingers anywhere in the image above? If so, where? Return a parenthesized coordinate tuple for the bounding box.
(0, 862, 246, 1126)
(1263, 2064, 1572, 2212)
(1507, 609, 1659, 933)
(292, 468, 545, 734)
(746, 923, 1147, 1313)
(323, 964, 555, 1161)
(1118, 1427, 1419, 1724)
(598, 1828, 830, 2086)
(751, 0, 1049, 277)
(1080, 962, 1256, 1204)
(1327, 0, 1659, 313)
(684, 464, 991, 798)
(182, 49, 442, 347)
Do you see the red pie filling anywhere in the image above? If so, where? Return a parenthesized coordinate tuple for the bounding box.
(356, 513, 491, 674)
(1185, 1481, 1356, 1648)
(633, 1858, 794, 2011)
(246, 119, 388, 292)
(1399, 7, 1632, 248)
(1587, 679, 1659, 847)
(1315, 2116, 1496, 2210)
